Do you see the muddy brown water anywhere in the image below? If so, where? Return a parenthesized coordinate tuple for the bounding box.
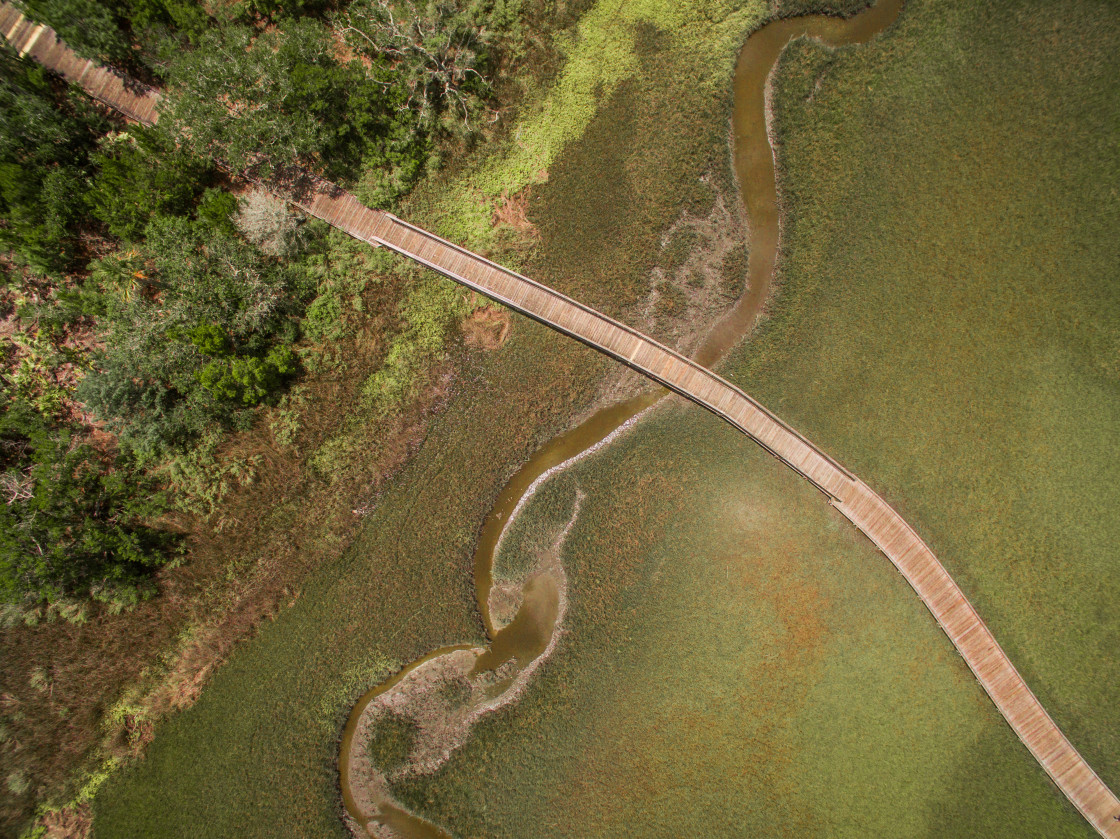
(339, 1, 901, 835)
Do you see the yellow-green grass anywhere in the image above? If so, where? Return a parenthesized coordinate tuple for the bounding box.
(405, 0, 790, 313)
(377, 0, 1119, 835)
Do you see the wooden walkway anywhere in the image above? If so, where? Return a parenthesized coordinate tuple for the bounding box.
(5, 8, 1117, 836)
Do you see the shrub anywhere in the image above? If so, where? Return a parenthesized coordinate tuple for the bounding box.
(234, 189, 308, 257)
(87, 128, 213, 242)
(79, 215, 311, 459)
(0, 394, 175, 611)
(0, 46, 105, 272)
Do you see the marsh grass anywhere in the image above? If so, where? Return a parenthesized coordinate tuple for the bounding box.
(89, 0, 1119, 837)
(383, 0, 1117, 836)
(0, 235, 452, 834)
(366, 711, 419, 774)
(388, 401, 1033, 837)
(89, 0, 779, 832)
(747, 0, 1120, 809)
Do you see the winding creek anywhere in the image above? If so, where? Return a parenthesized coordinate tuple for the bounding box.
(338, 2, 902, 836)
(3, 3, 1116, 835)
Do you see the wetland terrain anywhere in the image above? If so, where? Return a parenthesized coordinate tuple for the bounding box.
(2, 0, 1117, 836)
(100, 0, 1120, 836)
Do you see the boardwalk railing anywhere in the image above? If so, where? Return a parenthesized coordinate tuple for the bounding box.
(4, 8, 1117, 836)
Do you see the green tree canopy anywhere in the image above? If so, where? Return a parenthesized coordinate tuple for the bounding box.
(18, 0, 211, 63)
(160, 18, 425, 190)
(18, 0, 131, 62)
(88, 127, 215, 242)
(78, 215, 311, 460)
(338, 0, 497, 137)
(0, 44, 106, 272)
(0, 394, 174, 610)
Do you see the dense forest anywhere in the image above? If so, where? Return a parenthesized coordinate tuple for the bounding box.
(0, 0, 515, 618)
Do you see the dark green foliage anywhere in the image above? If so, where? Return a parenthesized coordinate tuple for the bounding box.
(18, 0, 132, 62)
(87, 128, 214, 241)
(0, 49, 101, 163)
(195, 187, 240, 236)
(339, 0, 497, 139)
(234, 0, 330, 22)
(121, 0, 210, 45)
(20, 0, 212, 62)
(0, 394, 174, 608)
(79, 216, 310, 459)
(0, 45, 105, 273)
(161, 19, 425, 191)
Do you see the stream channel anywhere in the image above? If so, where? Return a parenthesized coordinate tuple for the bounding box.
(338, 1, 902, 835)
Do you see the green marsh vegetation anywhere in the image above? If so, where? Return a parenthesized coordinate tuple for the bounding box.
(366, 710, 419, 774)
(89, 0, 803, 834)
(743, 0, 1120, 826)
(370, 0, 1118, 836)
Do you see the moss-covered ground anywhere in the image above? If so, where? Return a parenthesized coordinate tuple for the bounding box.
(93, 0, 1119, 836)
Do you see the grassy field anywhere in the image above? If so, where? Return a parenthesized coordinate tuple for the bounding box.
(372, 0, 1116, 836)
(92, 0, 1119, 836)
(751, 0, 1120, 812)
(389, 403, 1091, 837)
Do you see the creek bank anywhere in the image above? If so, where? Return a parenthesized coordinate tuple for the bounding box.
(339, 2, 902, 836)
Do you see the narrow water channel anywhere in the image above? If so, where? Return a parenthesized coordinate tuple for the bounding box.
(339, 2, 902, 835)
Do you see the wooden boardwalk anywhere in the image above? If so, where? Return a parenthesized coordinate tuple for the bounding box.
(5, 8, 1117, 836)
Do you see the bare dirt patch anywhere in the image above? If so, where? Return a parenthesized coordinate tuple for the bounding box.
(572, 173, 751, 422)
(490, 187, 539, 240)
(640, 176, 750, 356)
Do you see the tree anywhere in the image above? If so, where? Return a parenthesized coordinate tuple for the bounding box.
(87, 127, 214, 242)
(0, 394, 174, 611)
(0, 44, 105, 272)
(234, 188, 309, 256)
(78, 215, 309, 459)
(233, 0, 329, 22)
(338, 0, 496, 139)
(121, 0, 210, 46)
(18, 0, 131, 62)
(19, 0, 212, 64)
(159, 18, 420, 186)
